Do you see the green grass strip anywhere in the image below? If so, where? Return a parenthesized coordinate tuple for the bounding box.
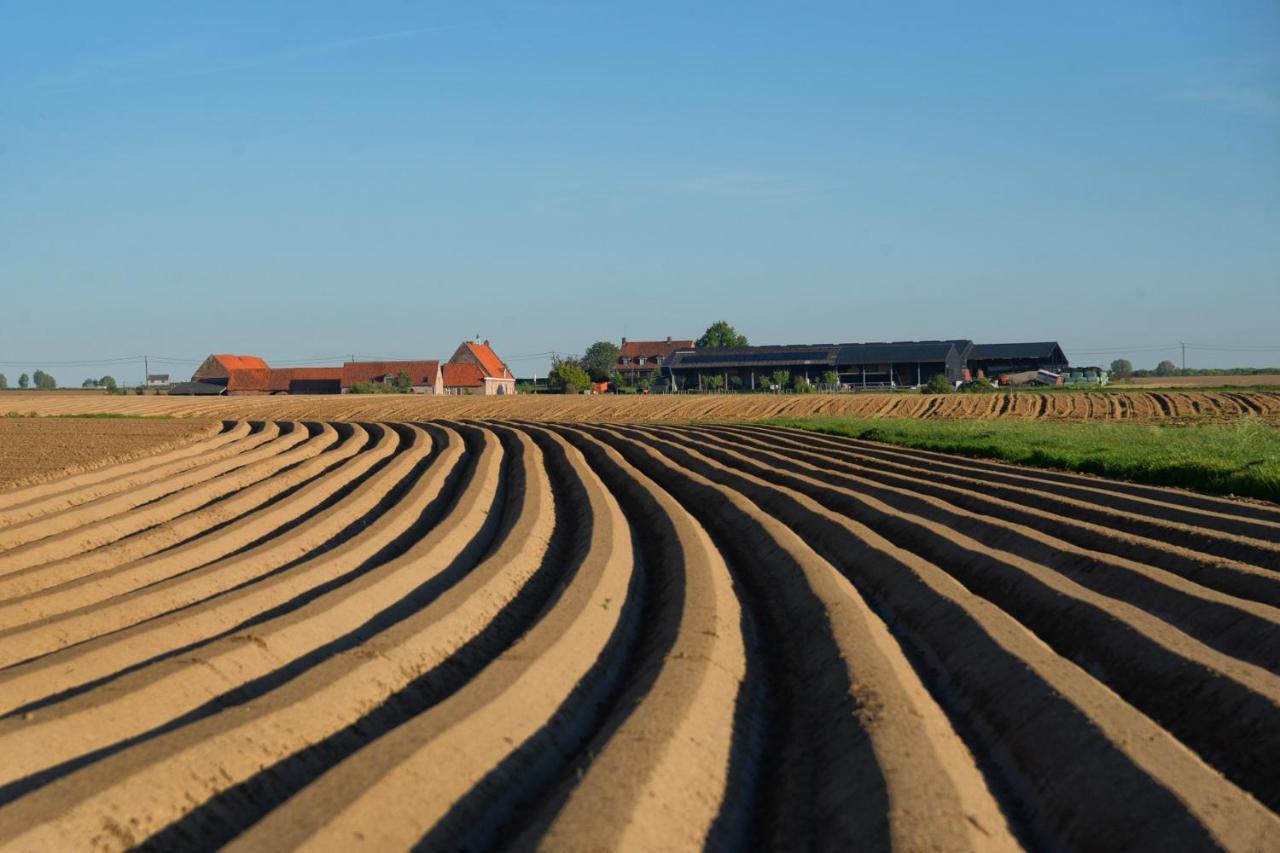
(761, 416, 1280, 504)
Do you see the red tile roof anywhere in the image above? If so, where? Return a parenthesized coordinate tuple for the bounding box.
(288, 367, 343, 381)
(225, 368, 295, 392)
(341, 361, 440, 388)
(442, 362, 486, 387)
(212, 354, 270, 371)
(459, 342, 510, 378)
(618, 340, 693, 362)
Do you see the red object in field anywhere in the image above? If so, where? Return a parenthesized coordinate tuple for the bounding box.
(592, 381, 610, 394)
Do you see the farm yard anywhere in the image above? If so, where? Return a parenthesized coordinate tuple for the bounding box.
(0, 417, 1277, 850)
(4, 387, 1280, 423)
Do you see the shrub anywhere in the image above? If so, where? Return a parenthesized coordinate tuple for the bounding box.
(793, 377, 816, 394)
(548, 362, 592, 394)
(922, 373, 954, 394)
(961, 377, 999, 393)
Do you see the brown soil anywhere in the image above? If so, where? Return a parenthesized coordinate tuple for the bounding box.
(1, 389, 1279, 423)
(0, 420, 1277, 850)
(0, 418, 219, 491)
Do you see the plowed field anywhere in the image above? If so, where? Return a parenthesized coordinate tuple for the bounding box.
(1, 419, 1278, 850)
(0, 418, 218, 491)
(4, 388, 1280, 422)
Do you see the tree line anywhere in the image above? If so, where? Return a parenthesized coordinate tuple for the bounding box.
(0, 370, 57, 390)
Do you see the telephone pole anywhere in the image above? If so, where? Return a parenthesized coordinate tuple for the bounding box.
(1180, 342, 1186, 370)
(144, 354, 149, 388)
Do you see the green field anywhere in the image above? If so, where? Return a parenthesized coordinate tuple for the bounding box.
(764, 416, 1280, 503)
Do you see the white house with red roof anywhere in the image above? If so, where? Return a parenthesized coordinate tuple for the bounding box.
(444, 340, 516, 395)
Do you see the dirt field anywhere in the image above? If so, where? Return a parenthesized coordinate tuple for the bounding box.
(4, 388, 1280, 422)
(1116, 374, 1280, 388)
(0, 419, 1277, 850)
(0, 418, 219, 491)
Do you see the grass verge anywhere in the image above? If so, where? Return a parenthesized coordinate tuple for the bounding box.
(762, 416, 1280, 504)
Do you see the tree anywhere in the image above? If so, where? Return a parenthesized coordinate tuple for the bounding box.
(82, 378, 99, 388)
(770, 369, 790, 391)
(0, 373, 7, 389)
(1154, 360, 1177, 377)
(1109, 359, 1133, 379)
(394, 369, 413, 392)
(705, 374, 725, 392)
(792, 376, 815, 394)
(821, 370, 840, 391)
(696, 321, 749, 350)
(32, 370, 56, 390)
(548, 361, 591, 394)
(581, 341, 621, 383)
(100, 376, 117, 391)
(18, 373, 30, 389)
(923, 373, 953, 394)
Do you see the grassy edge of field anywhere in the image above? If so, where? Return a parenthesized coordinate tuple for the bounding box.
(759, 416, 1280, 504)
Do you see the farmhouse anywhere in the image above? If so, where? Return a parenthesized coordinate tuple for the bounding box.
(170, 341, 516, 396)
(146, 374, 170, 388)
(616, 337, 694, 385)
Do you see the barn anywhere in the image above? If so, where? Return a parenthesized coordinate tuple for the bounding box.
(341, 361, 442, 394)
(968, 342, 1068, 379)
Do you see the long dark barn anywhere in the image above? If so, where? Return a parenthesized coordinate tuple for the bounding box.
(969, 342, 1068, 379)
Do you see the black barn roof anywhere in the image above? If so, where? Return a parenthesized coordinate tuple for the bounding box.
(667, 345, 838, 369)
(970, 342, 1067, 361)
(836, 341, 964, 365)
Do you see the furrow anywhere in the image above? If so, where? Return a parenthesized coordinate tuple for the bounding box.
(710, 424, 1280, 605)
(583, 424, 1018, 851)
(0, 422, 375, 626)
(0, 421, 313, 565)
(0, 423, 430, 698)
(504, 422, 746, 851)
(0, 425, 498, 799)
(647, 425, 1280, 811)
(0, 426, 516, 848)
(0, 421, 250, 514)
(222, 423, 637, 851)
(731, 425, 1280, 567)
(601, 425, 1278, 848)
(682, 424, 1280, 666)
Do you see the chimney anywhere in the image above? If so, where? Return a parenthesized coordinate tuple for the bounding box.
(666, 336, 671, 342)
(621, 337, 627, 345)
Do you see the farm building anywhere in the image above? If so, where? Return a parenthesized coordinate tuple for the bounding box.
(444, 341, 516, 395)
(968, 342, 1068, 379)
(341, 361, 441, 394)
(616, 337, 694, 385)
(170, 341, 516, 396)
(666, 340, 972, 390)
(146, 374, 170, 388)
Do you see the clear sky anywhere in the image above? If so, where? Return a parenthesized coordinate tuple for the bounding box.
(1, 1, 1277, 381)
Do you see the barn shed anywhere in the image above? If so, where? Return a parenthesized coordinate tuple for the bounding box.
(969, 342, 1068, 378)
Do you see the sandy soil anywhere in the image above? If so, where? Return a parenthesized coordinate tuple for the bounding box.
(0, 420, 1277, 850)
(0, 418, 219, 491)
(2, 388, 1279, 423)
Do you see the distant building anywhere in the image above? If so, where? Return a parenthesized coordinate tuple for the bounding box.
(341, 361, 441, 394)
(616, 337, 694, 385)
(444, 340, 516, 395)
(171, 341, 517, 396)
(146, 374, 170, 388)
(968, 342, 1068, 379)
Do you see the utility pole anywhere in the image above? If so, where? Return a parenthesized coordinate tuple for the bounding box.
(1180, 342, 1186, 370)
(144, 354, 149, 389)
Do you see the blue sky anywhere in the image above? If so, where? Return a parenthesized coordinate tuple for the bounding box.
(1, 1, 1277, 381)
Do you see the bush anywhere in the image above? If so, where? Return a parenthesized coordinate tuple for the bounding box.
(548, 362, 591, 394)
(922, 373, 954, 394)
(792, 377, 816, 394)
(961, 377, 999, 393)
